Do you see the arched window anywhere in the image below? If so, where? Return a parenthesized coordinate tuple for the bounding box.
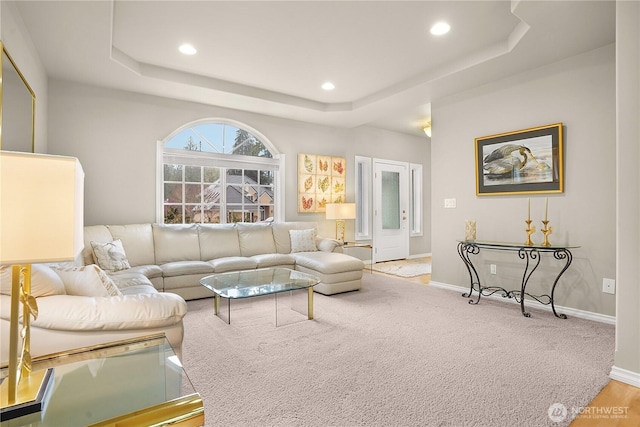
(158, 119, 282, 224)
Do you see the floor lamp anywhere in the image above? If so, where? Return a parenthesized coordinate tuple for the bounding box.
(0, 151, 84, 420)
(325, 203, 356, 243)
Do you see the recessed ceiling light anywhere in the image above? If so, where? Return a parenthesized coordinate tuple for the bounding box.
(179, 43, 197, 55)
(321, 82, 335, 91)
(430, 22, 451, 36)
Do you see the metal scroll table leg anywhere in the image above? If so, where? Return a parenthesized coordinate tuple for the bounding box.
(550, 249, 572, 319)
(457, 242, 482, 304)
(518, 248, 541, 318)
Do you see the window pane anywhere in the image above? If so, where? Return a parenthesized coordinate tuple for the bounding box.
(382, 171, 400, 230)
(198, 206, 220, 224)
(164, 164, 183, 181)
(185, 183, 201, 203)
(227, 205, 243, 223)
(164, 205, 183, 224)
(203, 167, 219, 183)
(185, 166, 201, 182)
(164, 183, 182, 203)
(183, 205, 196, 224)
(259, 170, 273, 185)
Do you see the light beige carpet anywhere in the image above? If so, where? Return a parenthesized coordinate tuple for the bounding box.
(181, 273, 614, 427)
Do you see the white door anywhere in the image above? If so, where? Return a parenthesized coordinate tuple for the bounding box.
(373, 159, 409, 262)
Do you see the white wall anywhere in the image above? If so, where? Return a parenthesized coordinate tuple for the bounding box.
(46, 80, 431, 255)
(431, 44, 616, 317)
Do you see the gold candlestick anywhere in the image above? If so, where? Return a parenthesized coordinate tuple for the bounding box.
(541, 220, 553, 247)
(525, 219, 536, 246)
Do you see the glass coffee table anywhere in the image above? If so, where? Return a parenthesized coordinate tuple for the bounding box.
(200, 268, 320, 325)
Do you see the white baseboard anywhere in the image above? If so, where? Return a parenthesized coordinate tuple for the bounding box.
(610, 366, 640, 388)
(429, 280, 616, 325)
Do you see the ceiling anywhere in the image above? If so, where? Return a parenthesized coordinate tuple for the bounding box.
(12, 1, 615, 137)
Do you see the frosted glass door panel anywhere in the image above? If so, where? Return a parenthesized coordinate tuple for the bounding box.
(382, 171, 400, 230)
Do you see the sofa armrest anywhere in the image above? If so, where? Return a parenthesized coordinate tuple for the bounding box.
(0, 293, 187, 331)
(316, 237, 343, 253)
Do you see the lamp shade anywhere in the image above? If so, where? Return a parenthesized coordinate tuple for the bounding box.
(0, 151, 84, 264)
(325, 203, 356, 220)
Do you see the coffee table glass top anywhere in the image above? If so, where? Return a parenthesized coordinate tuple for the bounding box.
(200, 267, 319, 298)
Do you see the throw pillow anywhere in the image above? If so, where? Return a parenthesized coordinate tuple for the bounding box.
(0, 264, 67, 297)
(289, 229, 318, 253)
(51, 264, 122, 297)
(90, 239, 131, 272)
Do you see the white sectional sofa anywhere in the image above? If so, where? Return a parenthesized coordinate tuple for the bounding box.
(0, 221, 363, 364)
(82, 221, 364, 299)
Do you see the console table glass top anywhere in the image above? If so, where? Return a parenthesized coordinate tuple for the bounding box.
(0, 334, 203, 427)
(456, 240, 580, 318)
(200, 267, 320, 325)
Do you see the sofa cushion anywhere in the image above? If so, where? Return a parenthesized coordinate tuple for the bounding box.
(250, 253, 296, 268)
(109, 264, 163, 280)
(161, 261, 214, 278)
(237, 223, 276, 256)
(289, 228, 318, 253)
(272, 222, 318, 254)
(51, 264, 122, 297)
(199, 224, 241, 260)
(90, 239, 131, 272)
(291, 251, 365, 275)
(0, 264, 66, 297)
(153, 224, 200, 264)
(110, 273, 157, 295)
(108, 224, 156, 266)
(209, 257, 258, 273)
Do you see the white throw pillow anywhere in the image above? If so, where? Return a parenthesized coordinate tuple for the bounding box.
(289, 229, 318, 253)
(0, 264, 66, 297)
(90, 239, 131, 272)
(51, 264, 122, 297)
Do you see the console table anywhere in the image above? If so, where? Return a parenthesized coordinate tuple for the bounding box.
(456, 240, 579, 319)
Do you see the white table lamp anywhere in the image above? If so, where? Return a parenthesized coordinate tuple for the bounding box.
(325, 203, 356, 242)
(0, 151, 84, 420)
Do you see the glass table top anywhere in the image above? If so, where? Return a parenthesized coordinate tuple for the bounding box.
(200, 267, 320, 299)
(0, 335, 201, 427)
(457, 239, 580, 250)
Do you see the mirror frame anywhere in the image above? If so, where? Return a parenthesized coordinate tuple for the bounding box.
(0, 40, 36, 153)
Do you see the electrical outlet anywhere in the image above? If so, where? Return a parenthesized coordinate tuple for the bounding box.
(444, 198, 456, 208)
(602, 278, 615, 294)
(490, 264, 497, 275)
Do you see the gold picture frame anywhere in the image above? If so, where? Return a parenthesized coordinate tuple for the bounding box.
(475, 123, 564, 196)
(297, 153, 346, 213)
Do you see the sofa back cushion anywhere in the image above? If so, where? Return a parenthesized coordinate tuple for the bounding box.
(108, 224, 156, 266)
(153, 224, 200, 264)
(237, 222, 276, 256)
(199, 224, 241, 260)
(272, 222, 318, 254)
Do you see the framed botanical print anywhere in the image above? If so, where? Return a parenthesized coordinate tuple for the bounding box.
(297, 153, 346, 212)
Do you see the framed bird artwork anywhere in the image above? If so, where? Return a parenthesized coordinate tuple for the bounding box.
(475, 123, 564, 196)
